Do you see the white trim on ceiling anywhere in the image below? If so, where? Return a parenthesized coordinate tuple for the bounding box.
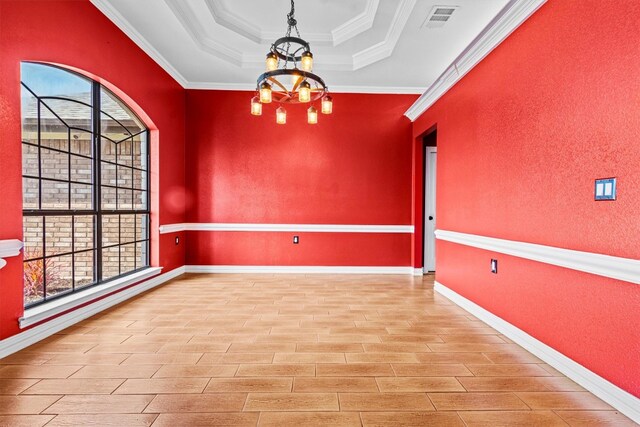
(164, 0, 416, 72)
(185, 81, 426, 94)
(206, 0, 379, 47)
(434, 281, 640, 424)
(90, 0, 189, 86)
(186, 265, 414, 275)
(436, 229, 640, 285)
(159, 223, 414, 234)
(0, 240, 23, 270)
(404, 0, 547, 121)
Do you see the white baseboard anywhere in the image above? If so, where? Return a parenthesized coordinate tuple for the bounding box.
(185, 265, 414, 275)
(0, 266, 186, 359)
(413, 268, 424, 276)
(434, 281, 640, 424)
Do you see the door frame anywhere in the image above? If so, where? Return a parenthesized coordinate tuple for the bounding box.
(423, 146, 437, 272)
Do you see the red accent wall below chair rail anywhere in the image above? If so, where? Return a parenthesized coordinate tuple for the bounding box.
(411, 0, 640, 397)
(0, 0, 186, 339)
(184, 90, 417, 267)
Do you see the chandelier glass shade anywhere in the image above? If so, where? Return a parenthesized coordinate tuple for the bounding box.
(251, 0, 333, 124)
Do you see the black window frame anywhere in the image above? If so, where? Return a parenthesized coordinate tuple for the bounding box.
(21, 63, 151, 309)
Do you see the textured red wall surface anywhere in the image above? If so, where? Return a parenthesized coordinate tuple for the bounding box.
(412, 0, 640, 396)
(185, 90, 416, 266)
(0, 0, 186, 339)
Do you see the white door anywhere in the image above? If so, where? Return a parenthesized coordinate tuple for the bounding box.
(423, 147, 437, 272)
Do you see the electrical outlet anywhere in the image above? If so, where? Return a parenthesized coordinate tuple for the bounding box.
(293, 236, 299, 244)
(175, 236, 180, 245)
(491, 259, 498, 274)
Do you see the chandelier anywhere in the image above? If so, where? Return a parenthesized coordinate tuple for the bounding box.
(250, 0, 333, 124)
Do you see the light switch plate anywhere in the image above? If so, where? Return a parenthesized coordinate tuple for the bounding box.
(595, 178, 616, 201)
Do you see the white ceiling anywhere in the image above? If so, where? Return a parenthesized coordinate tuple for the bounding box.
(91, 0, 509, 93)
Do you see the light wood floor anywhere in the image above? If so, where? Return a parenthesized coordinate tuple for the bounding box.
(0, 273, 634, 426)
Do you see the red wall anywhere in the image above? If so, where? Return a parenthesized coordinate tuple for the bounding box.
(0, 0, 186, 339)
(185, 90, 416, 266)
(412, 0, 640, 396)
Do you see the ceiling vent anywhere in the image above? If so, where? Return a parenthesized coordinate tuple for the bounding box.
(422, 6, 459, 29)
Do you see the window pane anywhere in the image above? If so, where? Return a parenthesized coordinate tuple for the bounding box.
(133, 132, 147, 170)
(121, 243, 136, 274)
(71, 183, 92, 210)
(22, 142, 39, 178)
(117, 165, 132, 188)
(23, 216, 43, 259)
(117, 188, 133, 210)
(121, 214, 136, 244)
(136, 214, 149, 240)
(101, 87, 144, 136)
(21, 63, 91, 104)
(21, 85, 38, 145)
(46, 255, 73, 298)
(41, 180, 69, 210)
(74, 215, 94, 252)
(42, 98, 92, 132)
(136, 240, 148, 268)
(71, 154, 92, 183)
(45, 216, 72, 256)
(40, 104, 69, 151)
(101, 186, 117, 210)
(75, 250, 94, 288)
(102, 215, 119, 247)
(40, 148, 68, 182)
(101, 138, 117, 163)
(118, 139, 133, 166)
(101, 162, 116, 187)
(23, 177, 39, 210)
(24, 259, 45, 306)
(102, 246, 120, 280)
(133, 190, 147, 210)
(70, 130, 93, 156)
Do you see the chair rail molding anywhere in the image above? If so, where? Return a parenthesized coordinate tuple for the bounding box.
(435, 229, 640, 285)
(159, 223, 414, 234)
(0, 240, 23, 270)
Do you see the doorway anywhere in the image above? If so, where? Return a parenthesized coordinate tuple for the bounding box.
(423, 139, 437, 272)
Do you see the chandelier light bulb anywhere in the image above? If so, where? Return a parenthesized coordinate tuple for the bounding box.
(259, 82, 272, 103)
(321, 95, 333, 114)
(299, 80, 311, 103)
(276, 106, 287, 124)
(301, 51, 313, 72)
(307, 106, 318, 124)
(250, 96, 262, 116)
(266, 52, 278, 71)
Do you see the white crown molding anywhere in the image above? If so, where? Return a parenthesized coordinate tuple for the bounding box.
(404, 0, 547, 121)
(0, 239, 23, 270)
(0, 266, 184, 359)
(436, 229, 640, 285)
(352, 0, 416, 71)
(434, 281, 640, 424)
(206, 0, 377, 46)
(185, 81, 426, 94)
(90, 0, 189, 87)
(164, 0, 414, 72)
(159, 223, 414, 234)
(332, 0, 380, 46)
(186, 265, 413, 275)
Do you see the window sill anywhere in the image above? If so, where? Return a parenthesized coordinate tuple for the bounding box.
(20, 267, 162, 329)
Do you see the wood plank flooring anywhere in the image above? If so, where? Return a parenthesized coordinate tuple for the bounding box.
(0, 273, 635, 426)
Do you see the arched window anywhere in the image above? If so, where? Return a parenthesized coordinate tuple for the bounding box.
(21, 63, 150, 307)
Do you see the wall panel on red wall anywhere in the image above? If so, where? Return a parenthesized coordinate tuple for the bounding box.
(411, 0, 640, 396)
(185, 90, 417, 266)
(0, 0, 186, 339)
